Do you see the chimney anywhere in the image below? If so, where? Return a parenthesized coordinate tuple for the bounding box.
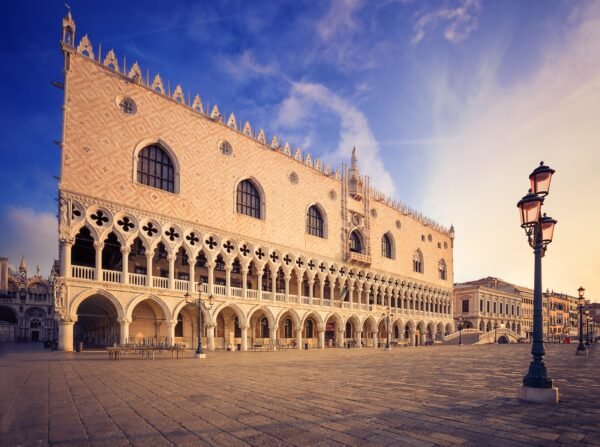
(0, 257, 8, 293)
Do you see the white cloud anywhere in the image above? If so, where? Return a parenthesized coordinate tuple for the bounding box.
(218, 50, 279, 79)
(0, 207, 57, 277)
(316, 0, 362, 41)
(411, 0, 482, 45)
(276, 81, 396, 196)
(421, 2, 600, 300)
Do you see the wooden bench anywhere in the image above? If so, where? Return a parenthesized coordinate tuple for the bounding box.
(107, 347, 126, 360)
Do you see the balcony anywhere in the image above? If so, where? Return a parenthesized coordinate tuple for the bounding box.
(68, 265, 447, 318)
(348, 252, 371, 265)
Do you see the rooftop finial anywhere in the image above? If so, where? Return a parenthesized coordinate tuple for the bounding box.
(19, 255, 27, 273)
(351, 147, 357, 169)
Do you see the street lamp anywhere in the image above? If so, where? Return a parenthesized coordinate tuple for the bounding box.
(516, 161, 559, 403)
(458, 316, 464, 346)
(184, 280, 214, 359)
(494, 321, 498, 344)
(576, 287, 587, 355)
(585, 311, 590, 346)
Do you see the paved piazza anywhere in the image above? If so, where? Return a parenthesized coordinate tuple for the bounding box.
(1, 344, 598, 447)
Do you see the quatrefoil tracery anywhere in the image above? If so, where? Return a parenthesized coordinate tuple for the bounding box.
(91, 210, 109, 227)
(186, 232, 199, 246)
(117, 216, 135, 232)
(223, 241, 235, 253)
(165, 227, 179, 241)
(142, 222, 158, 237)
(205, 237, 218, 250)
(240, 245, 250, 256)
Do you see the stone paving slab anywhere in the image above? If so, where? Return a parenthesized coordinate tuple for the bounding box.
(0, 343, 598, 446)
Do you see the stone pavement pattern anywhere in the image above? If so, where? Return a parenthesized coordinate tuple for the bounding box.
(0, 344, 598, 447)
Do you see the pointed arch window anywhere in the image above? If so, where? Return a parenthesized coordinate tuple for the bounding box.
(260, 317, 269, 338)
(236, 180, 261, 219)
(438, 259, 447, 280)
(381, 233, 393, 259)
(137, 145, 175, 193)
(175, 313, 183, 337)
(284, 318, 293, 338)
(234, 316, 242, 338)
(307, 205, 324, 238)
(349, 231, 363, 254)
(305, 319, 314, 338)
(413, 250, 424, 273)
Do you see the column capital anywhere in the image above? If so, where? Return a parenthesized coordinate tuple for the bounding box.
(94, 242, 104, 250)
(120, 317, 132, 325)
(145, 251, 154, 259)
(121, 247, 131, 255)
(166, 319, 178, 327)
(60, 236, 75, 245)
(167, 254, 175, 262)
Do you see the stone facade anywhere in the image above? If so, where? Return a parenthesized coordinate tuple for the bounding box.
(0, 257, 55, 342)
(54, 12, 454, 352)
(453, 278, 523, 338)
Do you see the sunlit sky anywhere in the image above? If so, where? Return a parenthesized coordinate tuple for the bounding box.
(0, 0, 598, 301)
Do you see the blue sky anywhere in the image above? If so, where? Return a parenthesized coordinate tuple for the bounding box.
(1, 0, 599, 301)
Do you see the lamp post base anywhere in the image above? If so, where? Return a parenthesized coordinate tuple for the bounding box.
(518, 385, 559, 404)
(576, 348, 588, 356)
(194, 353, 206, 359)
(385, 346, 391, 351)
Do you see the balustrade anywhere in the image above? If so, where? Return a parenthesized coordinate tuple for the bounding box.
(71, 265, 95, 280)
(174, 279, 189, 291)
(102, 270, 121, 283)
(129, 273, 146, 286)
(152, 277, 169, 289)
(213, 284, 226, 296)
(231, 286, 243, 298)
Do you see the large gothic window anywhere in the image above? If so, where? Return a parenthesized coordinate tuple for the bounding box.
(260, 317, 269, 338)
(381, 233, 393, 259)
(349, 231, 363, 254)
(137, 145, 175, 193)
(413, 250, 424, 273)
(438, 259, 447, 280)
(236, 180, 261, 219)
(307, 206, 324, 238)
(305, 319, 314, 338)
(284, 318, 293, 338)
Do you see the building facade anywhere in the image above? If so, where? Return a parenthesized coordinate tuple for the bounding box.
(53, 13, 455, 351)
(545, 290, 571, 341)
(0, 257, 55, 342)
(453, 278, 523, 337)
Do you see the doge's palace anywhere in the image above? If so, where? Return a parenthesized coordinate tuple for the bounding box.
(54, 11, 455, 352)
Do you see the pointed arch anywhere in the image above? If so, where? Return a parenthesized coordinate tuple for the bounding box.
(234, 177, 265, 220)
(438, 258, 447, 280)
(306, 203, 327, 239)
(413, 249, 424, 273)
(125, 294, 171, 322)
(132, 138, 180, 194)
(349, 229, 364, 254)
(381, 232, 395, 259)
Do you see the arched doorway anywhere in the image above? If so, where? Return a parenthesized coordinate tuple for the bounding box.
(74, 294, 120, 348)
(325, 315, 339, 348)
(129, 298, 169, 345)
(0, 306, 18, 342)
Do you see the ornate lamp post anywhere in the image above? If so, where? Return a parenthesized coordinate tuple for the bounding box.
(516, 161, 559, 403)
(184, 280, 214, 359)
(494, 321, 498, 344)
(458, 316, 464, 346)
(585, 311, 591, 346)
(576, 287, 587, 355)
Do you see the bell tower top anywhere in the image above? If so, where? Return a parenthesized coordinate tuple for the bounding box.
(62, 5, 76, 46)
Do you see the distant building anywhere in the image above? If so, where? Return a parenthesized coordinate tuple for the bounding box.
(453, 277, 523, 337)
(0, 256, 56, 342)
(545, 290, 574, 340)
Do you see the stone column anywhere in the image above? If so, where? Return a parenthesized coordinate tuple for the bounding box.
(61, 239, 73, 278)
(296, 275, 302, 301)
(270, 327, 277, 350)
(241, 266, 248, 298)
(356, 330, 362, 348)
(241, 325, 248, 351)
(167, 255, 175, 290)
(119, 318, 131, 345)
(206, 323, 215, 351)
(94, 242, 104, 281)
(225, 265, 232, 297)
(257, 266, 263, 300)
(188, 260, 195, 292)
(207, 260, 215, 295)
(319, 277, 325, 306)
(284, 272, 290, 302)
(330, 278, 336, 301)
(57, 319, 74, 352)
(166, 319, 176, 346)
(337, 328, 345, 348)
(318, 327, 325, 349)
(372, 331, 379, 348)
(296, 327, 303, 350)
(145, 252, 153, 287)
(308, 278, 314, 305)
(271, 266, 277, 301)
(121, 247, 130, 284)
